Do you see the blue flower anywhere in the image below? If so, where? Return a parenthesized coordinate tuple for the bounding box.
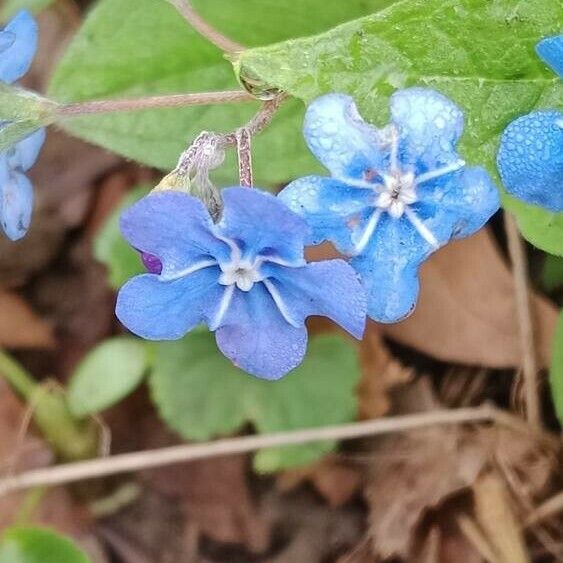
(116, 188, 367, 380)
(497, 111, 563, 212)
(0, 11, 45, 241)
(279, 88, 499, 323)
(536, 34, 563, 77)
(496, 34, 563, 213)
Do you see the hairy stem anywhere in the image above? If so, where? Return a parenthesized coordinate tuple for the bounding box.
(0, 406, 498, 495)
(167, 0, 244, 53)
(236, 128, 253, 187)
(58, 90, 253, 117)
(504, 213, 541, 429)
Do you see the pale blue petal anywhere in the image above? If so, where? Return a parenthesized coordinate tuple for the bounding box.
(263, 260, 366, 339)
(0, 168, 33, 241)
(497, 110, 563, 212)
(218, 187, 310, 262)
(536, 34, 563, 77)
(116, 267, 222, 340)
(351, 214, 431, 323)
(120, 192, 230, 278)
(418, 167, 500, 239)
(214, 284, 308, 380)
(278, 175, 376, 253)
(390, 87, 464, 169)
(304, 93, 386, 179)
(8, 128, 45, 171)
(0, 30, 15, 54)
(0, 11, 38, 84)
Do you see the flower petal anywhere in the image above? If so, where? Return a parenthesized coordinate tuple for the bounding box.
(120, 192, 229, 277)
(9, 128, 45, 171)
(390, 87, 464, 169)
(536, 34, 563, 77)
(497, 110, 563, 212)
(116, 267, 222, 340)
(418, 167, 500, 239)
(263, 260, 367, 339)
(0, 167, 33, 241)
(0, 11, 38, 84)
(304, 93, 386, 180)
(218, 187, 310, 262)
(278, 175, 375, 252)
(214, 283, 308, 380)
(351, 214, 430, 323)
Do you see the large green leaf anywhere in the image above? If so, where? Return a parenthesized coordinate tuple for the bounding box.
(149, 331, 360, 472)
(504, 195, 563, 257)
(68, 336, 151, 417)
(0, 528, 90, 563)
(237, 0, 561, 172)
(550, 311, 563, 424)
(48, 0, 391, 186)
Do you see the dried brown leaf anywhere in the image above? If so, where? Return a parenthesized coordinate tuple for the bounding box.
(277, 455, 362, 508)
(139, 414, 271, 554)
(472, 471, 530, 563)
(382, 229, 557, 368)
(366, 380, 487, 559)
(0, 290, 53, 349)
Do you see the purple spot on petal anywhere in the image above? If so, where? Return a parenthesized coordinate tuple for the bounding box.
(140, 251, 162, 274)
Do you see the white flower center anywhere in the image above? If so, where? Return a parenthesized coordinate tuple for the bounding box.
(157, 234, 304, 331)
(337, 126, 465, 255)
(375, 171, 417, 219)
(218, 259, 263, 292)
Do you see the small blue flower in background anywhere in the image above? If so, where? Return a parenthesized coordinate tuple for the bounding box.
(279, 88, 499, 323)
(116, 188, 366, 380)
(536, 34, 563, 77)
(498, 111, 563, 212)
(0, 11, 45, 241)
(497, 34, 562, 213)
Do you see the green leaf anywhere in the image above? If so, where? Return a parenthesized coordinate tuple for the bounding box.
(68, 337, 150, 417)
(236, 0, 562, 177)
(48, 0, 392, 186)
(550, 311, 563, 424)
(504, 195, 563, 257)
(94, 186, 149, 289)
(0, 527, 90, 563)
(149, 332, 360, 471)
(543, 255, 563, 291)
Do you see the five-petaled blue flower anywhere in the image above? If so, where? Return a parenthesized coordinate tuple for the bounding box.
(279, 88, 500, 323)
(497, 35, 563, 212)
(279, 88, 499, 323)
(0, 11, 45, 241)
(115, 188, 367, 379)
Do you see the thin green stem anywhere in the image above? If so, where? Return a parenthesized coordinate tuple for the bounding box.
(0, 349, 36, 399)
(167, 0, 244, 53)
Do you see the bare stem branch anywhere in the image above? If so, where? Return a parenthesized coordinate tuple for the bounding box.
(236, 128, 253, 187)
(58, 90, 253, 117)
(0, 406, 497, 496)
(504, 213, 541, 429)
(167, 0, 244, 53)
